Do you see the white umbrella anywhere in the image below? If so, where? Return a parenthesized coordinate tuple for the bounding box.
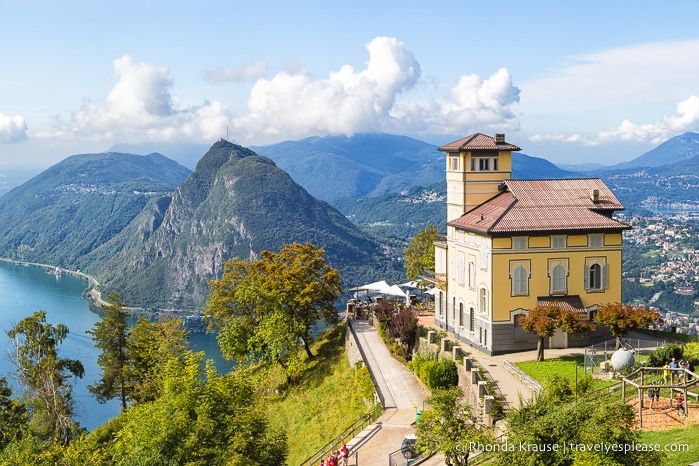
(382, 284, 406, 297)
(358, 280, 390, 292)
(398, 281, 421, 289)
(424, 287, 439, 296)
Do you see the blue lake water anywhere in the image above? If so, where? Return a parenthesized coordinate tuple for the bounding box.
(0, 260, 228, 431)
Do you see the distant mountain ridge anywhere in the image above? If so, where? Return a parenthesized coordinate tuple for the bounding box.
(86, 140, 400, 309)
(0, 152, 191, 266)
(612, 132, 699, 169)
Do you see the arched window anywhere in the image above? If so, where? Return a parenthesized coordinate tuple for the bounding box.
(589, 263, 601, 289)
(513, 265, 529, 295)
(479, 240, 488, 269)
(551, 264, 567, 293)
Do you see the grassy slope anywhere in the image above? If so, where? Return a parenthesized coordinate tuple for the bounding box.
(252, 323, 377, 465)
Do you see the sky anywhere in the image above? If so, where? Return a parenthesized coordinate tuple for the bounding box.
(3, 0, 699, 171)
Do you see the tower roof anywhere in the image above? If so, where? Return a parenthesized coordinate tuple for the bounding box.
(439, 133, 521, 152)
(448, 178, 629, 235)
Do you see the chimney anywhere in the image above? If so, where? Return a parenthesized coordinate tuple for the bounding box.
(494, 133, 505, 144)
(590, 189, 600, 204)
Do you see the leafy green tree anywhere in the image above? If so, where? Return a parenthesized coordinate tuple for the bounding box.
(107, 351, 287, 465)
(596, 303, 660, 348)
(403, 224, 438, 280)
(499, 395, 665, 465)
(0, 377, 27, 452)
(7, 311, 84, 445)
(127, 317, 189, 404)
(518, 303, 595, 362)
(207, 242, 341, 379)
(416, 387, 493, 466)
(87, 292, 131, 411)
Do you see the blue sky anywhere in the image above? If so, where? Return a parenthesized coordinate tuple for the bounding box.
(2, 0, 699, 170)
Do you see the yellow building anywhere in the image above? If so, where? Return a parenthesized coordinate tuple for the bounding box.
(431, 133, 628, 355)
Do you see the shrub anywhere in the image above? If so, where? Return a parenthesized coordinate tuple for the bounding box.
(647, 343, 683, 367)
(426, 359, 458, 390)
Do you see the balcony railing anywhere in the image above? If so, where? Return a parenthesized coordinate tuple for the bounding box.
(421, 268, 446, 285)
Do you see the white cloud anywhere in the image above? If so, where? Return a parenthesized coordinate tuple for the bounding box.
(205, 60, 268, 83)
(531, 95, 699, 146)
(42, 55, 230, 143)
(0, 113, 28, 143)
(232, 37, 520, 144)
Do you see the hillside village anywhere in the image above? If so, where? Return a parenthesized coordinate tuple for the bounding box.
(623, 214, 699, 335)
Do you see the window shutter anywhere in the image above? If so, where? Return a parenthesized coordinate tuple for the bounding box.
(584, 264, 590, 290)
(602, 263, 609, 289)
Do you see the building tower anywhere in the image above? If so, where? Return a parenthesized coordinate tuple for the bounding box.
(439, 133, 521, 224)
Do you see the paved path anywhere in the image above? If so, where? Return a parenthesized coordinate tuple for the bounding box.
(345, 319, 435, 464)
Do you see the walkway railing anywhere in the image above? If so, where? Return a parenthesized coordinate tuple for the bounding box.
(299, 410, 380, 466)
(347, 318, 386, 408)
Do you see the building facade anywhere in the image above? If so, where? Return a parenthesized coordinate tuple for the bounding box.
(430, 134, 627, 355)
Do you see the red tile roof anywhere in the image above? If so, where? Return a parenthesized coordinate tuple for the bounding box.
(538, 295, 588, 315)
(448, 178, 629, 235)
(439, 133, 521, 152)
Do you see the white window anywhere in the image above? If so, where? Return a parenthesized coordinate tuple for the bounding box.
(449, 155, 460, 171)
(513, 237, 528, 249)
(457, 252, 465, 286)
(480, 287, 488, 315)
(479, 240, 488, 269)
(552, 236, 566, 248)
(589, 234, 604, 247)
(468, 257, 476, 289)
(551, 264, 567, 294)
(513, 265, 529, 295)
(584, 262, 609, 291)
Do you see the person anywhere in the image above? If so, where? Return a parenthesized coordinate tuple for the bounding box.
(647, 386, 655, 410)
(678, 360, 685, 382)
(676, 393, 686, 417)
(654, 383, 660, 403)
(686, 360, 694, 381)
(670, 357, 679, 383)
(663, 361, 671, 385)
(319, 460, 325, 466)
(340, 444, 350, 466)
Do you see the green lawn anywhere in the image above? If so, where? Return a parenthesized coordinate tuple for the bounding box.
(515, 356, 617, 392)
(254, 323, 379, 465)
(639, 425, 699, 465)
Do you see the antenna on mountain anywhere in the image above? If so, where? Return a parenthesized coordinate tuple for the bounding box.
(226, 125, 229, 141)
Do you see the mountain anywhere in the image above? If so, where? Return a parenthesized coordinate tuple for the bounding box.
(0, 152, 191, 267)
(251, 133, 444, 202)
(87, 140, 400, 310)
(109, 142, 212, 170)
(612, 132, 699, 169)
(332, 152, 578, 241)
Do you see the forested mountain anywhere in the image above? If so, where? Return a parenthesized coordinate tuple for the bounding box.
(612, 131, 699, 169)
(251, 133, 444, 202)
(87, 140, 400, 309)
(0, 152, 191, 266)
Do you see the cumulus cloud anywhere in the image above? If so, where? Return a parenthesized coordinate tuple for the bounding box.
(43, 55, 229, 143)
(205, 60, 268, 83)
(232, 37, 520, 143)
(530, 95, 699, 146)
(0, 113, 28, 143)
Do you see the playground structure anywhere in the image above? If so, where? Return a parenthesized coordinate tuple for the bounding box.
(583, 337, 666, 375)
(621, 365, 699, 428)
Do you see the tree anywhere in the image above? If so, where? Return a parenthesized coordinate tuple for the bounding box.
(388, 307, 419, 359)
(107, 351, 287, 465)
(127, 317, 189, 404)
(499, 395, 665, 465)
(596, 302, 660, 348)
(0, 377, 27, 452)
(404, 224, 438, 280)
(207, 242, 341, 378)
(7, 311, 85, 444)
(416, 387, 493, 466)
(518, 303, 595, 362)
(86, 292, 131, 411)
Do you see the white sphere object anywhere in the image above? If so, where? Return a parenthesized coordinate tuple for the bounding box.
(611, 349, 635, 371)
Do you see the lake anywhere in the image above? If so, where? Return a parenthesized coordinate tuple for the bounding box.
(0, 260, 228, 431)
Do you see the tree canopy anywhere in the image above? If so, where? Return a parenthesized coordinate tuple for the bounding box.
(206, 242, 342, 380)
(403, 224, 438, 280)
(518, 303, 595, 362)
(7, 311, 84, 445)
(596, 303, 660, 347)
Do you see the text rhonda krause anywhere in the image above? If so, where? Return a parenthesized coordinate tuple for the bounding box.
(466, 441, 690, 454)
